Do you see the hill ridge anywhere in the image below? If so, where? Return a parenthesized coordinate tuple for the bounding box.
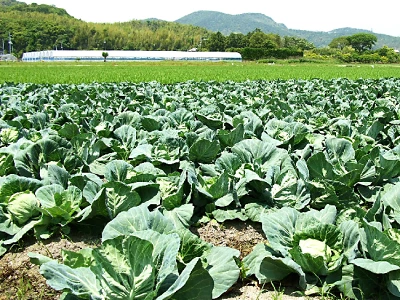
(175, 10, 400, 49)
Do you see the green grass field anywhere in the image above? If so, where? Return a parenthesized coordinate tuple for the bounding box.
(0, 61, 399, 83)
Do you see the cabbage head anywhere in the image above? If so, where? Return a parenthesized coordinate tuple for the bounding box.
(299, 238, 333, 261)
(7, 191, 40, 225)
(0, 128, 19, 144)
(243, 205, 360, 290)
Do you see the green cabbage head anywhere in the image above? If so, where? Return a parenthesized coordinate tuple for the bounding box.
(299, 238, 332, 262)
(0, 128, 19, 144)
(7, 191, 40, 225)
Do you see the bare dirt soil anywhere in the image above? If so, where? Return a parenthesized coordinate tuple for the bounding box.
(0, 220, 311, 300)
(195, 221, 309, 300)
(0, 224, 102, 300)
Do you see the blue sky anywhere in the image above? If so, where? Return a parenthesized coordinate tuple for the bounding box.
(26, 0, 400, 37)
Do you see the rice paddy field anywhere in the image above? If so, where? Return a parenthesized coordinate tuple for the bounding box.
(0, 61, 399, 83)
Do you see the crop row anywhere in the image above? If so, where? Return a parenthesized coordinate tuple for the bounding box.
(1, 78, 400, 299)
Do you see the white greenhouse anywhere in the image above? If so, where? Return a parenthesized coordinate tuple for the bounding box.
(21, 50, 242, 62)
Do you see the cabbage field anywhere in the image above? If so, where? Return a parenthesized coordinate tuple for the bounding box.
(1, 78, 400, 299)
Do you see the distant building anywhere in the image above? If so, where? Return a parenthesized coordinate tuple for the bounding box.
(22, 50, 242, 62)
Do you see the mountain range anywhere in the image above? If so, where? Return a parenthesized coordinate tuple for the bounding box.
(175, 11, 400, 49)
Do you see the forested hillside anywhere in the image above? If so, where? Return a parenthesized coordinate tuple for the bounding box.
(0, 0, 70, 16)
(0, 1, 209, 57)
(176, 11, 400, 49)
(176, 11, 292, 36)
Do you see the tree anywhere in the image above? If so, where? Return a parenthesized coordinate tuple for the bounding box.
(226, 32, 248, 49)
(347, 33, 377, 52)
(328, 36, 350, 50)
(207, 32, 226, 52)
(265, 33, 282, 48)
(284, 36, 315, 50)
(377, 46, 400, 63)
(102, 51, 108, 62)
(249, 31, 278, 49)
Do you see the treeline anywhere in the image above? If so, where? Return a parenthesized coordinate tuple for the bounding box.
(0, 0, 70, 16)
(203, 30, 400, 63)
(0, 8, 209, 57)
(202, 29, 314, 60)
(307, 46, 400, 64)
(306, 33, 400, 63)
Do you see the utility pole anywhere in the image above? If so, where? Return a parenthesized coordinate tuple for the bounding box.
(8, 32, 12, 54)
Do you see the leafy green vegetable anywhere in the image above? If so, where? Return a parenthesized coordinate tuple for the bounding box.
(3, 78, 400, 298)
(243, 205, 360, 293)
(7, 191, 40, 225)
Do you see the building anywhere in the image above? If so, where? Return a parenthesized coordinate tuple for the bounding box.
(21, 50, 242, 62)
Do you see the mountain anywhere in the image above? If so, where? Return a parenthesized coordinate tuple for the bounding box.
(176, 11, 292, 36)
(176, 11, 400, 49)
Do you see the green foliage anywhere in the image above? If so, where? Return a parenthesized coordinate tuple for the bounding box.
(0, 0, 70, 16)
(229, 47, 303, 60)
(2, 61, 400, 84)
(249, 31, 279, 49)
(328, 36, 350, 50)
(101, 51, 108, 62)
(323, 34, 400, 63)
(29, 204, 240, 299)
(0, 9, 209, 57)
(226, 32, 248, 49)
(207, 32, 226, 51)
(335, 48, 400, 64)
(347, 33, 378, 52)
(2, 78, 400, 298)
(377, 46, 400, 63)
(283, 36, 315, 50)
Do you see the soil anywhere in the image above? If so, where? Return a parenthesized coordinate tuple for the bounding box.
(0, 220, 311, 300)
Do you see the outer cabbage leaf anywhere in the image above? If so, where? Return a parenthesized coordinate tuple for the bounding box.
(351, 258, 400, 274)
(102, 204, 176, 242)
(189, 139, 220, 164)
(0, 174, 43, 203)
(217, 123, 244, 148)
(156, 172, 187, 210)
(36, 260, 103, 299)
(0, 153, 15, 176)
(361, 221, 400, 266)
(32, 233, 214, 300)
(260, 207, 299, 256)
(204, 246, 240, 298)
(104, 181, 142, 219)
(35, 184, 83, 226)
